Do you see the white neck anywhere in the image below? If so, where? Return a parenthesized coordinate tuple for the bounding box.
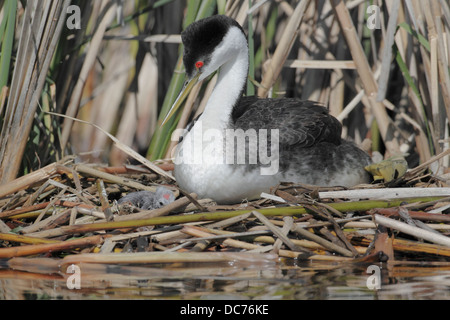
(199, 27, 249, 130)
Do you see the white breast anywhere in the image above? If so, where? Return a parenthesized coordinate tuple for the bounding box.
(173, 121, 279, 204)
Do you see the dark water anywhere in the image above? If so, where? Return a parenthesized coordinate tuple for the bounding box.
(1, 259, 450, 300)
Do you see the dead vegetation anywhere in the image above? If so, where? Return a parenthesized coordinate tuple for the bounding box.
(0, 156, 449, 273)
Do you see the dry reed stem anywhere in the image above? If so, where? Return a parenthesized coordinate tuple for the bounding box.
(164, 79, 204, 160)
(74, 164, 156, 193)
(405, 148, 450, 178)
(304, 203, 359, 255)
(0, 87, 8, 115)
(284, 59, 356, 69)
(376, 0, 401, 102)
(21, 209, 72, 234)
(271, 216, 295, 254)
(96, 179, 114, 221)
(0, 162, 61, 198)
(47, 110, 176, 181)
(430, 2, 450, 124)
(350, 233, 450, 257)
(193, 224, 328, 252)
(33, 187, 67, 225)
(60, 0, 117, 150)
(344, 221, 450, 231)
(61, 251, 279, 267)
(319, 187, 450, 200)
(0, 235, 104, 258)
(370, 207, 450, 222)
(0, 0, 70, 183)
(374, 214, 450, 247)
(0, 233, 60, 245)
(182, 225, 268, 240)
(0, 200, 96, 220)
(387, 238, 450, 257)
(374, 231, 395, 267)
(251, 211, 302, 252)
(292, 224, 354, 257)
(306, 255, 353, 262)
(258, 0, 309, 97)
(111, 55, 158, 165)
(6, 257, 61, 274)
(331, 0, 399, 155)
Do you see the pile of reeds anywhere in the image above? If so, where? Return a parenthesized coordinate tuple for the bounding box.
(0, 156, 450, 274)
(1, 0, 450, 275)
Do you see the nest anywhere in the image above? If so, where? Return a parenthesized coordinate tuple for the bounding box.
(1, 153, 449, 268)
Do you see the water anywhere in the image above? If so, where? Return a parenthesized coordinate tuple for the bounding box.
(1, 259, 450, 300)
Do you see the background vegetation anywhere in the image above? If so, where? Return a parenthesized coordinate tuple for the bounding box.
(0, 0, 449, 185)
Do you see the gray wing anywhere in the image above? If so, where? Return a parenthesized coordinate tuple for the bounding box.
(231, 97, 342, 148)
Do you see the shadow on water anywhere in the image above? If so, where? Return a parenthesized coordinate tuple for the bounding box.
(1, 258, 450, 300)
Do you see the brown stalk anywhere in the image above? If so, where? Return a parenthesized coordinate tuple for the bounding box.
(258, 0, 310, 97)
(0, 1, 70, 183)
(0, 162, 61, 198)
(61, 251, 278, 267)
(20, 209, 72, 234)
(251, 211, 304, 252)
(370, 207, 450, 222)
(292, 224, 355, 257)
(96, 179, 114, 221)
(331, 0, 399, 155)
(350, 235, 450, 257)
(60, 0, 117, 150)
(0, 200, 96, 220)
(0, 233, 60, 245)
(0, 235, 104, 258)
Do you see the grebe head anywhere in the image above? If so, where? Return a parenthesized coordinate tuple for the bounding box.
(182, 15, 247, 81)
(161, 15, 248, 125)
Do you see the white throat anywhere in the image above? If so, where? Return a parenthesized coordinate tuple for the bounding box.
(174, 26, 257, 204)
(199, 27, 249, 130)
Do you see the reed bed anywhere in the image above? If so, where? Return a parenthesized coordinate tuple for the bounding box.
(1, 0, 450, 291)
(0, 157, 449, 271)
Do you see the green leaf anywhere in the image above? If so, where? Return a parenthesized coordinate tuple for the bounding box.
(398, 22, 430, 52)
(0, 0, 17, 93)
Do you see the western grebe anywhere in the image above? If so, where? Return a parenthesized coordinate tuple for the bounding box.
(163, 15, 371, 204)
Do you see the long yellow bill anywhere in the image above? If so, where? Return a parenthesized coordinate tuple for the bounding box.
(160, 71, 202, 127)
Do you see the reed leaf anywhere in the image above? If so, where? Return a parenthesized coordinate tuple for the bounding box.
(398, 22, 430, 52)
(0, 0, 16, 96)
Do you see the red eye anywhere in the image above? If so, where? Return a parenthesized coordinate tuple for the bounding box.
(195, 61, 204, 69)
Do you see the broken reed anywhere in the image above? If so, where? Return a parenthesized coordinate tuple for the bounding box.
(0, 235, 103, 258)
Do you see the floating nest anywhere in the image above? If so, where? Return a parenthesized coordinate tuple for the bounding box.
(0, 153, 450, 282)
